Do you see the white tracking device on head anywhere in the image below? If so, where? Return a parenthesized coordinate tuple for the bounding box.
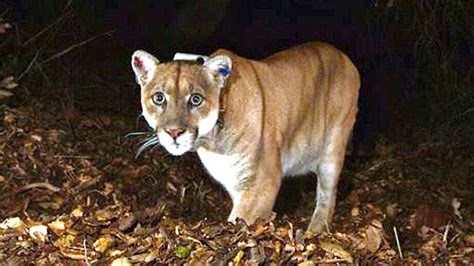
(173, 53, 209, 63)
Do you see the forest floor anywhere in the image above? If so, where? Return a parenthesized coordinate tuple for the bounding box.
(0, 98, 472, 265)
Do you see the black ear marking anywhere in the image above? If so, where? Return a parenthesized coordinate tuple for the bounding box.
(196, 57, 205, 65)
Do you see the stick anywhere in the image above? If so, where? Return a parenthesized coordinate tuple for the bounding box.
(0, 9, 9, 19)
(54, 155, 90, 159)
(83, 236, 90, 266)
(0, 182, 61, 200)
(393, 226, 403, 260)
(41, 30, 114, 64)
(442, 221, 450, 248)
(316, 258, 352, 263)
(34, 62, 51, 86)
(18, 51, 40, 80)
(20, 182, 61, 192)
(21, 9, 72, 47)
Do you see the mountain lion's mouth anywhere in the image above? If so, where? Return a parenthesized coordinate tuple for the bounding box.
(163, 142, 193, 156)
(158, 129, 195, 156)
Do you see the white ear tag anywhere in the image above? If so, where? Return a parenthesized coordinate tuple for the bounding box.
(173, 52, 209, 63)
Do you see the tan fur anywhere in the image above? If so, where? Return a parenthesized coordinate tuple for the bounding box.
(131, 42, 360, 233)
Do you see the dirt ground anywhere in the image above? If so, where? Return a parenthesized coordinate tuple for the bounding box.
(0, 98, 473, 265)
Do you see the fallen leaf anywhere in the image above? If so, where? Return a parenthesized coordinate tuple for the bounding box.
(60, 247, 96, 261)
(111, 257, 132, 266)
(0, 22, 12, 33)
(0, 89, 13, 99)
(30, 133, 43, 142)
(464, 234, 474, 245)
(452, 198, 461, 219)
(320, 241, 354, 263)
(48, 219, 66, 235)
(71, 205, 84, 218)
(54, 234, 76, 248)
(144, 252, 157, 263)
(419, 234, 443, 260)
(298, 261, 315, 266)
(37, 196, 64, 210)
(109, 249, 126, 257)
(365, 221, 384, 253)
(386, 203, 400, 218)
(347, 190, 360, 206)
(95, 205, 122, 222)
(233, 250, 245, 264)
(175, 245, 190, 259)
(117, 212, 137, 232)
(0, 217, 24, 230)
(29, 224, 48, 243)
(351, 207, 360, 217)
(0, 76, 18, 89)
(93, 235, 116, 253)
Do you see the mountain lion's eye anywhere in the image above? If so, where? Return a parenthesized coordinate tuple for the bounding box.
(152, 92, 166, 105)
(189, 93, 203, 107)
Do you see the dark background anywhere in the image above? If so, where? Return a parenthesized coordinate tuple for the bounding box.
(0, 2, 473, 263)
(1, 0, 473, 151)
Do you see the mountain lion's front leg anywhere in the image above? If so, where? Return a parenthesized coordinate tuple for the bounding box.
(228, 157, 282, 225)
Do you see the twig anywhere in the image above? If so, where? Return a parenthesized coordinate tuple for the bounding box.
(41, 30, 114, 64)
(442, 221, 450, 248)
(54, 155, 90, 159)
(72, 175, 104, 195)
(0, 182, 61, 201)
(316, 258, 352, 263)
(21, 182, 61, 192)
(34, 62, 51, 86)
(393, 226, 403, 260)
(0, 8, 9, 18)
(14, 23, 21, 47)
(83, 236, 90, 266)
(17, 51, 40, 81)
(441, 107, 474, 127)
(21, 10, 72, 47)
(180, 186, 186, 204)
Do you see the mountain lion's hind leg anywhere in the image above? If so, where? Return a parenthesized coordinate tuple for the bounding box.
(307, 157, 344, 233)
(307, 127, 353, 233)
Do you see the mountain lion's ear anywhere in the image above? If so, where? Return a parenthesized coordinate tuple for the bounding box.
(131, 50, 160, 86)
(204, 55, 232, 87)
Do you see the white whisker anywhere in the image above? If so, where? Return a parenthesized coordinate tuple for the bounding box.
(135, 136, 160, 158)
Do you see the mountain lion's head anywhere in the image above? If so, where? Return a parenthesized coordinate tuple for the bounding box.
(131, 50, 232, 156)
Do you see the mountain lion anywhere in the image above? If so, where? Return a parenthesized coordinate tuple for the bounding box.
(131, 42, 360, 233)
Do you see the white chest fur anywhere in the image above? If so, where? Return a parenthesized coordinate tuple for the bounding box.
(196, 147, 249, 201)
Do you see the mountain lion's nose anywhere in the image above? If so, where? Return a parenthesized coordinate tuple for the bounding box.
(165, 128, 186, 139)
